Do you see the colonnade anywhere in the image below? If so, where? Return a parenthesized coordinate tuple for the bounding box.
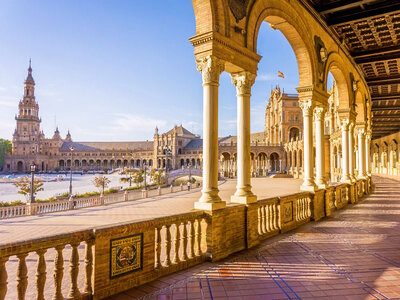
(193, 55, 372, 211)
(219, 152, 277, 178)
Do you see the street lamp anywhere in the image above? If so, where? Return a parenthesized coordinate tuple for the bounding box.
(164, 145, 171, 182)
(69, 146, 74, 196)
(143, 161, 147, 190)
(188, 162, 192, 183)
(30, 163, 36, 203)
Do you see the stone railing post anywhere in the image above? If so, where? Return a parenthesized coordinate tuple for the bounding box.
(158, 186, 162, 196)
(28, 202, 37, 216)
(170, 185, 173, 193)
(141, 189, 148, 198)
(124, 190, 128, 201)
(99, 194, 104, 206)
(180, 183, 183, 191)
(68, 196, 74, 210)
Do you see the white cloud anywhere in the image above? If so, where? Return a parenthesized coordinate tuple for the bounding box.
(111, 113, 167, 133)
(0, 100, 16, 107)
(256, 73, 276, 81)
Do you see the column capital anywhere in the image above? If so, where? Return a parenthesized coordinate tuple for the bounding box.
(357, 128, 365, 136)
(341, 118, 350, 131)
(196, 55, 225, 85)
(231, 71, 256, 95)
(299, 99, 314, 117)
(314, 107, 326, 121)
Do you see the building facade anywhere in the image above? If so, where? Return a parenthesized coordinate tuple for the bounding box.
(5, 66, 304, 175)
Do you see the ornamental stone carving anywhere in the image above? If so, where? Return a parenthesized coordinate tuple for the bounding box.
(299, 99, 313, 117)
(228, 0, 250, 23)
(231, 71, 256, 95)
(196, 56, 225, 85)
(314, 107, 325, 121)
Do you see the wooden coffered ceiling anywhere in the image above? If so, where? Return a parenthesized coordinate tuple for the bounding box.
(304, 0, 400, 139)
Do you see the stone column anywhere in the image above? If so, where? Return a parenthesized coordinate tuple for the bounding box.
(194, 56, 226, 211)
(358, 129, 367, 178)
(341, 119, 351, 183)
(365, 132, 371, 175)
(231, 71, 257, 204)
(299, 99, 317, 191)
(348, 122, 356, 181)
(314, 107, 327, 188)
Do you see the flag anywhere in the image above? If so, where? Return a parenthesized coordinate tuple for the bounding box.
(278, 71, 285, 78)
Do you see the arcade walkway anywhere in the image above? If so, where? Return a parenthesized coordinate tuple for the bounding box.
(110, 176, 400, 300)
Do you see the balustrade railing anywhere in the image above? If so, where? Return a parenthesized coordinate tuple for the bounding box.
(0, 205, 27, 219)
(36, 200, 70, 215)
(0, 184, 201, 220)
(256, 198, 280, 239)
(0, 178, 371, 299)
(0, 230, 93, 300)
(335, 183, 349, 209)
(295, 192, 312, 223)
(154, 212, 207, 272)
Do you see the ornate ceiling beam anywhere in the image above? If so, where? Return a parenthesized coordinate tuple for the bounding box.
(371, 94, 400, 101)
(316, 0, 376, 15)
(371, 106, 400, 111)
(355, 49, 400, 64)
(325, 2, 400, 26)
(366, 77, 400, 86)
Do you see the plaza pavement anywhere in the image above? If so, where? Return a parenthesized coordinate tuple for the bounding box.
(0, 177, 302, 245)
(109, 175, 400, 300)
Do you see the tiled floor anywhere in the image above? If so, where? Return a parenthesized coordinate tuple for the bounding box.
(109, 175, 400, 300)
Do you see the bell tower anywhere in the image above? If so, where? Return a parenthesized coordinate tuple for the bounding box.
(13, 60, 42, 156)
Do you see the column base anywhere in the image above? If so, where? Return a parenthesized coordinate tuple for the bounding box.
(231, 194, 257, 204)
(340, 176, 352, 184)
(300, 184, 318, 192)
(194, 201, 226, 211)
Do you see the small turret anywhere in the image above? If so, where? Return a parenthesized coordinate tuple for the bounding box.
(53, 126, 61, 139)
(65, 129, 72, 142)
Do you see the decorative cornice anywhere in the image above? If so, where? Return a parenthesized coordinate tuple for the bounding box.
(231, 71, 256, 95)
(189, 31, 261, 64)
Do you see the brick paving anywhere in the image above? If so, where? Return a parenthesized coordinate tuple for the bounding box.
(109, 175, 400, 300)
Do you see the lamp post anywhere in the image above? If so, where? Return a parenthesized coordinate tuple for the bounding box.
(30, 163, 36, 203)
(164, 145, 171, 183)
(69, 146, 74, 196)
(188, 162, 192, 183)
(143, 161, 147, 190)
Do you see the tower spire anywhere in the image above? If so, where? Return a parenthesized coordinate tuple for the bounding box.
(25, 59, 35, 85)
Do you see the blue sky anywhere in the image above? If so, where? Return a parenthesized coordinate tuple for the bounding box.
(0, 0, 299, 141)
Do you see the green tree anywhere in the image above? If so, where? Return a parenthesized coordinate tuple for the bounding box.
(133, 170, 144, 187)
(13, 177, 44, 200)
(0, 139, 12, 168)
(93, 175, 111, 194)
(152, 169, 163, 186)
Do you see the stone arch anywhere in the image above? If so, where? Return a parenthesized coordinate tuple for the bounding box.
(269, 152, 280, 172)
(17, 161, 24, 172)
(288, 126, 300, 141)
(247, 2, 316, 87)
(324, 53, 352, 109)
(59, 160, 65, 168)
(355, 90, 366, 123)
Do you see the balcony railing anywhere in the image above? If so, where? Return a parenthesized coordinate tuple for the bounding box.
(0, 178, 371, 299)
